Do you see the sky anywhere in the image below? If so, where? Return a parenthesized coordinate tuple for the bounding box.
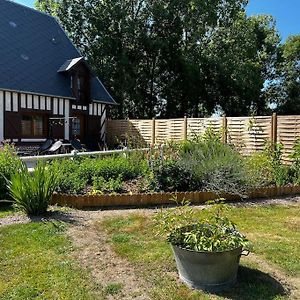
(14, 0, 300, 42)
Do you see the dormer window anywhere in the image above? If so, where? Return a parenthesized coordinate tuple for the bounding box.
(58, 57, 91, 104)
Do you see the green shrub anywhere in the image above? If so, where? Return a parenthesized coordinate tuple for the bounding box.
(49, 154, 148, 195)
(245, 152, 274, 187)
(79, 155, 147, 182)
(179, 139, 249, 195)
(49, 159, 87, 194)
(263, 141, 291, 186)
(7, 163, 57, 215)
(151, 134, 251, 195)
(0, 145, 22, 199)
(92, 175, 124, 194)
(290, 138, 300, 184)
(152, 160, 197, 192)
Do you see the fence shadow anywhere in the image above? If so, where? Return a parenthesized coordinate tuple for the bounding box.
(212, 265, 287, 300)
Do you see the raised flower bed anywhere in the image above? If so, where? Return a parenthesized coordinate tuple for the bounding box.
(51, 185, 300, 208)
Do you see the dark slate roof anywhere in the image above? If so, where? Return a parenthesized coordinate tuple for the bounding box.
(0, 0, 116, 105)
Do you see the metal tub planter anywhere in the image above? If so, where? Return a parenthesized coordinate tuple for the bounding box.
(171, 244, 249, 292)
(155, 202, 250, 293)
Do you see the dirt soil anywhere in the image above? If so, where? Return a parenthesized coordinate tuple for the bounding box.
(1, 196, 300, 299)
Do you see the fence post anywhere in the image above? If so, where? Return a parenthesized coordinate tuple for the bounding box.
(271, 113, 277, 145)
(183, 116, 188, 141)
(222, 115, 227, 143)
(151, 118, 156, 146)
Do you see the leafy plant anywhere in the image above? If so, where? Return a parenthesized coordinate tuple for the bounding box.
(263, 141, 291, 186)
(290, 138, 300, 184)
(7, 163, 57, 215)
(178, 136, 250, 195)
(79, 155, 148, 182)
(0, 144, 22, 199)
(245, 152, 274, 187)
(92, 175, 123, 194)
(49, 158, 87, 194)
(152, 160, 197, 192)
(155, 200, 249, 252)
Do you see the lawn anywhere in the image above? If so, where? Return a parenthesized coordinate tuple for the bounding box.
(0, 221, 104, 300)
(102, 204, 300, 300)
(0, 203, 298, 300)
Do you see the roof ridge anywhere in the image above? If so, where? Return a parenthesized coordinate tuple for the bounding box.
(5, 0, 57, 21)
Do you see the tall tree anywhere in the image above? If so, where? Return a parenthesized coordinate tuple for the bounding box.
(35, 0, 281, 118)
(266, 35, 300, 114)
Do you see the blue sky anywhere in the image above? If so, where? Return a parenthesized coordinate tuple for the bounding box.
(15, 0, 300, 42)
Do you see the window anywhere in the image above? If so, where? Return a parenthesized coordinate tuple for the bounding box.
(72, 117, 81, 137)
(21, 115, 44, 137)
(77, 76, 84, 101)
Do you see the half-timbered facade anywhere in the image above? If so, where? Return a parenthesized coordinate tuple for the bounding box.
(0, 1, 116, 147)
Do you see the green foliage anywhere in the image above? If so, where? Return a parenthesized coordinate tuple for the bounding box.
(49, 155, 148, 194)
(104, 283, 123, 296)
(151, 132, 250, 195)
(34, 0, 59, 15)
(92, 175, 123, 194)
(83, 156, 147, 181)
(153, 160, 196, 192)
(37, 0, 280, 118)
(289, 138, 300, 184)
(50, 158, 87, 195)
(263, 141, 291, 186)
(267, 34, 300, 114)
(0, 145, 22, 199)
(155, 200, 249, 252)
(245, 152, 274, 187)
(7, 163, 57, 215)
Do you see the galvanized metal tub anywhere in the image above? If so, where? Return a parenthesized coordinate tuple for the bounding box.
(171, 245, 243, 292)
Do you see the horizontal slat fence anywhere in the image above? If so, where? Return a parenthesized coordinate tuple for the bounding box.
(107, 114, 300, 163)
(277, 116, 300, 163)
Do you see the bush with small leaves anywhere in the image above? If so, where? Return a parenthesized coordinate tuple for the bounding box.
(0, 144, 22, 199)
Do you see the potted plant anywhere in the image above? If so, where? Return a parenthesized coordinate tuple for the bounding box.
(155, 199, 250, 292)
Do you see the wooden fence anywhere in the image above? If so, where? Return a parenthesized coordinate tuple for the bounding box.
(107, 114, 300, 163)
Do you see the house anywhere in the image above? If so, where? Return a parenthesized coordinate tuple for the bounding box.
(0, 0, 116, 148)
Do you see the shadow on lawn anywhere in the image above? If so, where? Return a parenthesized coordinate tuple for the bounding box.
(28, 210, 83, 226)
(212, 266, 287, 300)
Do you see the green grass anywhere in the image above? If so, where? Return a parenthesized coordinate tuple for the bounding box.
(0, 222, 103, 300)
(228, 205, 300, 276)
(104, 283, 123, 296)
(102, 204, 300, 300)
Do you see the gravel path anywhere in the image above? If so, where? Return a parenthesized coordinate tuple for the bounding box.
(1, 195, 299, 228)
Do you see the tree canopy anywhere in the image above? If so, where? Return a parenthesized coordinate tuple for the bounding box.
(35, 0, 298, 118)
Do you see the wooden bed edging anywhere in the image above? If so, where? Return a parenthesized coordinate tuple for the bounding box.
(51, 185, 300, 209)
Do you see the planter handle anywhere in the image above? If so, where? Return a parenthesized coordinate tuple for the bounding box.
(240, 249, 250, 257)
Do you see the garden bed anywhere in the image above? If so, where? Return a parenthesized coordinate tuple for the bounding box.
(51, 185, 300, 208)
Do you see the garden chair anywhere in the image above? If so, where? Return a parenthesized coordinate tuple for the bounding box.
(46, 140, 63, 154)
(70, 139, 87, 152)
(35, 138, 55, 155)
